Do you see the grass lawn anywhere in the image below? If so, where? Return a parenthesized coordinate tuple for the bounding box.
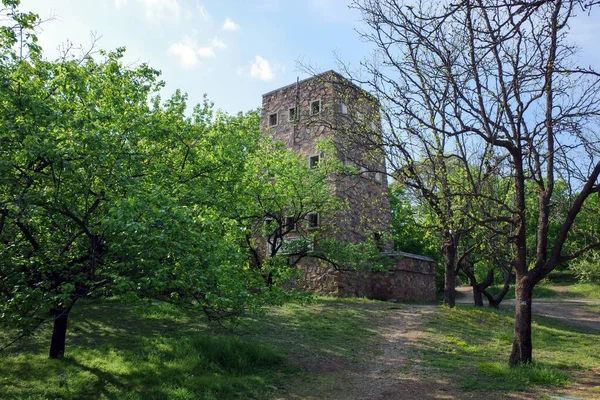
(421, 305, 600, 392)
(1, 294, 598, 399)
(0, 297, 388, 400)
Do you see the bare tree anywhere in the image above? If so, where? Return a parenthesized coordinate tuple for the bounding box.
(351, 0, 600, 365)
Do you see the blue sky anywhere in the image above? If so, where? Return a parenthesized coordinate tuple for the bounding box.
(18, 0, 600, 115)
(19, 0, 373, 114)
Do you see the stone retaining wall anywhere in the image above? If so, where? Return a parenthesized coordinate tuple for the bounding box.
(299, 252, 436, 302)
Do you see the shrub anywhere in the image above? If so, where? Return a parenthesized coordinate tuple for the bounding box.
(570, 252, 600, 284)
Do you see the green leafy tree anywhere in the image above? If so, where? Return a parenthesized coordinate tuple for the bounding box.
(0, 2, 338, 358)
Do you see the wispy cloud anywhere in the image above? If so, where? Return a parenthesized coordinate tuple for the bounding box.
(197, 3, 210, 21)
(198, 46, 216, 58)
(168, 34, 227, 68)
(168, 36, 200, 69)
(211, 37, 226, 49)
(114, 0, 128, 9)
(250, 56, 275, 81)
(222, 17, 239, 31)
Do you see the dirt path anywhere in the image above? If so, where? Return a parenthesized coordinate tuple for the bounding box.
(344, 305, 528, 400)
(351, 305, 462, 400)
(282, 293, 599, 400)
(348, 294, 598, 400)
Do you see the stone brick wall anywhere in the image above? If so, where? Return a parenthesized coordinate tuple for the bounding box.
(299, 252, 436, 302)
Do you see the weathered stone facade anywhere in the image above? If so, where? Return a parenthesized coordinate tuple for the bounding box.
(260, 71, 436, 302)
(300, 252, 436, 302)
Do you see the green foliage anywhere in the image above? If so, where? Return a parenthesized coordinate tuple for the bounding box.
(569, 252, 600, 284)
(388, 184, 443, 286)
(0, 3, 337, 355)
(388, 184, 438, 259)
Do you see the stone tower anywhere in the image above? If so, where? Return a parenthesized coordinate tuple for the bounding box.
(260, 71, 436, 301)
(261, 70, 392, 246)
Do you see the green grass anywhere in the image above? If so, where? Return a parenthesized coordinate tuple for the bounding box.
(421, 305, 600, 392)
(551, 283, 600, 300)
(1, 294, 597, 399)
(0, 297, 388, 400)
(0, 300, 288, 400)
(486, 282, 600, 301)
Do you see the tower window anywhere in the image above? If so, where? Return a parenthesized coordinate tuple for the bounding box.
(264, 218, 274, 236)
(307, 213, 320, 229)
(341, 101, 348, 114)
(310, 100, 321, 115)
(289, 107, 298, 122)
(285, 216, 296, 231)
(269, 113, 278, 127)
(309, 154, 320, 169)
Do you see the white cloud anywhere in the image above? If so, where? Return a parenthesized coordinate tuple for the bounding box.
(168, 34, 227, 68)
(198, 47, 216, 58)
(222, 17, 239, 31)
(168, 36, 200, 69)
(211, 37, 226, 49)
(139, 0, 181, 21)
(115, 0, 128, 9)
(197, 3, 210, 21)
(250, 56, 275, 81)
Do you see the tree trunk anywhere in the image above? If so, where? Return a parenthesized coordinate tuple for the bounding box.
(443, 239, 457, 308)
(472, 285, 484, 307)
(484, 268, 514, 308)
(49, 305, 72, 359)
(464, 270, 484, 307)
(509, 274, 533, 365)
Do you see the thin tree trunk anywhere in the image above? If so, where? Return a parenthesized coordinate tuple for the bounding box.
(49, 303, 74, 359)
(443, 239, 457, 308)
(509, 274, 533, 365)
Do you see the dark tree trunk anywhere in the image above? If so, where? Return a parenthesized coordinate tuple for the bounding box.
(463, 265, 494, 307)
(443, 238, 457, 308)
(483, 268, 514, 308)
(509, 274, 534, 365)
(472, 285, 484, 307)
(49, 304, 73, 359)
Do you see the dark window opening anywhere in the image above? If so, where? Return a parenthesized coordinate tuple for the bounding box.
(268, 113, 278, 127)
(285, 216, 296, 231)
(309, 155, 320, 169)
(310, 100, 321, 115)
(289, 107, 298, 122)
(308, 213, 320, 229)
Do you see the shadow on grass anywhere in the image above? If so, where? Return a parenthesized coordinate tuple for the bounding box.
(0, 299, 289, 400)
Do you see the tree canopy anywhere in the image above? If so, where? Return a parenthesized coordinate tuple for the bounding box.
(0, 0, 342, 358)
